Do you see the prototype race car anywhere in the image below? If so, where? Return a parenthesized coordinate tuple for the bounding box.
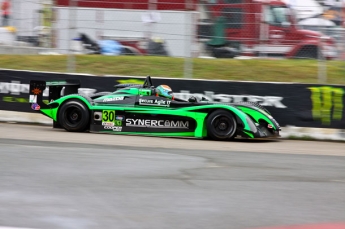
(29, 76, 281, 140)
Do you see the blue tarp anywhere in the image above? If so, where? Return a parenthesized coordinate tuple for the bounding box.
(98, 40, 123, 55)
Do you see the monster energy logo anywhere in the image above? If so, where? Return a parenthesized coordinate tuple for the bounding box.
(308, 86, 344, 125)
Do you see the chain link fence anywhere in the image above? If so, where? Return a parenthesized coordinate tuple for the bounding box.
(0, 0, 54, 48)
(1, 0, 345, 81)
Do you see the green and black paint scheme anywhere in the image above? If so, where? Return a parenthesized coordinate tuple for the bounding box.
(29, 76, 281, 140)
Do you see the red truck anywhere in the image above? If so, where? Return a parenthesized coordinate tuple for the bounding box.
(56, 0, 336, 59)
(202, 0, 337, 59)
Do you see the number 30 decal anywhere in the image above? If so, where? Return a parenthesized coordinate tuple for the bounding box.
(102, 110, 115, 122)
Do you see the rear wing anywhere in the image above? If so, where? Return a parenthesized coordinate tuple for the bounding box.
(29, 79, 80, 110)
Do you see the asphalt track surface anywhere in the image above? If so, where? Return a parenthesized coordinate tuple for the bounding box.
(0, 123, 345, 229)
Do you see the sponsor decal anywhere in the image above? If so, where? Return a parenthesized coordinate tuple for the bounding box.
(2, 96, 48, 103)
(126, 119, 189, 128)
(29, 95, 37, 103)
(104, 126, 122, 132)
(114, 120, 122, 126)
(102, 110, 115, 123)
(3, 96, 48, 103)
(139, 98, 171, 107)
(31, 88, 42, 95)
(174, 90, 287, 108)
(31, 103, 40, 110)
(308, 86, 344, 125)
(0, 81, 96, 97)
(103, 97, 124, 102)
(116, 115, 124, 121)
(102, 122, 114, 126)
(102, 110, 122, 127)
(139, 89, 152, 96)
(1, 81, 97, 110)
(46, 81, 68, 86)
(117, 79, 145, 85)
(0, 81, 30, 95)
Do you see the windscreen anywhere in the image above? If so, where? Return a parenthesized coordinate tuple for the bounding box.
(264, 6, 292, 26)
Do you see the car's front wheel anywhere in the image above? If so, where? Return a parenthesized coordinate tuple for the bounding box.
(58, 99, 90, 132)
(207, 110, 237, 141)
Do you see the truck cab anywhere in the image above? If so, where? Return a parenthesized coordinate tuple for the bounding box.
(203, 0, 337, 59)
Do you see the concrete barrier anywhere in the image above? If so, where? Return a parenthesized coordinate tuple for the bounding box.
(0, 45, 59, 55)
(0, 110, 51, 125)
(1, 110, 344, 141)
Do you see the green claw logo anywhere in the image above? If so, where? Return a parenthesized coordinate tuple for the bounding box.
(117, 79, 145, 85)
(308, 86, 344, 125)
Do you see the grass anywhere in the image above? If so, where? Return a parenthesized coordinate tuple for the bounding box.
(0, 55, 345, 85)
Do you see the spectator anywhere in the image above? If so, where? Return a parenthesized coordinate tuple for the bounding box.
(1, 0, 10, 27)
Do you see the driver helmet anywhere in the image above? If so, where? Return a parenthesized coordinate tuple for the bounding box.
(155, 85, 174, 100)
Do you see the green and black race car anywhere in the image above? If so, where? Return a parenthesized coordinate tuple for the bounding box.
(29, 76, 281, 140)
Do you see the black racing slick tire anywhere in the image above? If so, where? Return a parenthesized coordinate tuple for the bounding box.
(58, 99, 90, 132)
(207, 110, 237, 141)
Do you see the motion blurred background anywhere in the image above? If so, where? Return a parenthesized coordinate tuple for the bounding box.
(1, 0, 345, 80)
(1, 2, 345, 229)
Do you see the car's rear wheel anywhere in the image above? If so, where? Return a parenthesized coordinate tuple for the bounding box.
(207, 110, 237, 141)
(58, 99, 90, 132)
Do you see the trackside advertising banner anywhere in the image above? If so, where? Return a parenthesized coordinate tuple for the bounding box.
(0, 69, 344, 129)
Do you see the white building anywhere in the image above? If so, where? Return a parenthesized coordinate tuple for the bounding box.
(10, 0, 52, 36)
(54, 6, 199, 57)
